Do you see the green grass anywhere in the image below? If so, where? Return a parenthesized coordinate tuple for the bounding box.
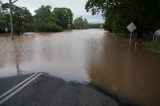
(143, 41, 160, 53)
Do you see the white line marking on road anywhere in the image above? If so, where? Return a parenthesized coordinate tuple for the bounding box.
(0, 72, 42, 105)
(0, 73, 38, 100)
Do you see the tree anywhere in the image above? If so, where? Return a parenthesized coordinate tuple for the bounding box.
(0, 4, 74, 33)
(35, 5, 52, 20)
(85, 0, 160, 37)
(0, 13, 7, 33)
(73, 17, 89, 29)
(0, 3, 33, 34)
(0, 1, 7, 33)
(34, 5, 62, 32)
(13, 6, 34, 34)
(89, 23, 103, 28)
(53, 8, 73, 29)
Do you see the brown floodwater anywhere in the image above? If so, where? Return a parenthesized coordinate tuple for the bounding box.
(0, 29, 160, 105)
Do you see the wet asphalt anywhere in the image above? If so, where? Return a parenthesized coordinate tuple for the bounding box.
(0, 74, 118, 106)
(0, 74, 31, 96)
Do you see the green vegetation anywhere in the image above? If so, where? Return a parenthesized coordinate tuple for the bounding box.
(13, 6, 34, 34)
(89, 24, 103, 29)
(0, 1, 107, 34)
(1, 3, 34, 34)
(53, 8, 73, 29)
(34, 6, 63, 32)
(0, 13, 6, 33)
(85, 0, 160, 37)
(72, 17, 103, 29)
(143, 41, 160, 53)
(0, 1, 73, 34)
(72, 17, 89, 29)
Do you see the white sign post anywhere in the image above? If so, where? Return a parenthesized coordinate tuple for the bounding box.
(127, 22, 137, 48)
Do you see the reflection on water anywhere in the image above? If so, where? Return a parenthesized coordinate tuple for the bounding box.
(0, 29, 160, 105)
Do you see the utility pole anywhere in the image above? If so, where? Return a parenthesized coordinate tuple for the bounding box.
(9, 0, 17, 40)
(9, 0, 13, 40)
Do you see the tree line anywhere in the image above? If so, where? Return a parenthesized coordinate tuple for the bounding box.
(0, 2, 102, 35)
(85, 0, 160, 37)
(0, 3, 73, 34)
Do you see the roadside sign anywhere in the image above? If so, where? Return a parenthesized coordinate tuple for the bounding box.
(127, 22, 137, 33)
(126, 22, 137, 48)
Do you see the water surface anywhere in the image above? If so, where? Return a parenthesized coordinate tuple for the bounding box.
(0, 29, 160, 105)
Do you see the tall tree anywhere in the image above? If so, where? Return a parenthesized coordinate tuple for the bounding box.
(73, 17, 89, 29)
(86, 0, 160, 37)
(0, 1, 8, 33)
(0, 3, 33, 34)
(0, 13, 7, 33)
(34, 5, 62, 32)
(13, 6, 33, 34)
(53, 8, 73, 29)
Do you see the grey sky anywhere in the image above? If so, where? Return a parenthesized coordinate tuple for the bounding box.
(2, 0, 104, 23)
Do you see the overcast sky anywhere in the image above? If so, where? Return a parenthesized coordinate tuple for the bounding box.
(2, 0, 104, 23)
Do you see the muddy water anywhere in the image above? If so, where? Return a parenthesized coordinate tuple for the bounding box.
(0, 29, 159, 105)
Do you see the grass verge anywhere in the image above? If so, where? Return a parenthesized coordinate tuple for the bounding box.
(143, 41, 160, 53)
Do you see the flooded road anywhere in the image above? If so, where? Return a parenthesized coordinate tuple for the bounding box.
(0, 29, 160, 105)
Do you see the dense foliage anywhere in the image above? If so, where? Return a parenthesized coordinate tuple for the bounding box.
(0, 2, 73, 34)
(85, 0, 160, 37)
(53, 8, 73, 29)
(72, 17, 89, 29)
(89, 23, 103, 28)
(0, 13, 6, 33)
(0, 0, 108, 34)
(34, 6, 63, 32)
(0, 3, 33, 34)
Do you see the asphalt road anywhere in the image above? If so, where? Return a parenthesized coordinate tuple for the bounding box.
(0, 74, 31, 96)
(0, 74, 118, 106)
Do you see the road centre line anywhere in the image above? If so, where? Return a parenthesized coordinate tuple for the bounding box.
(0, 72, 42, 105)
(0, 73, 38, 100)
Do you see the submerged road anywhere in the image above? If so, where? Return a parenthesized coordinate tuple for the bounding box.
(0, 74, 118, 106)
